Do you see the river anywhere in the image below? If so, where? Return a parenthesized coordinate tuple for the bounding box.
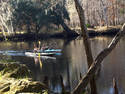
(0, 36, 125, 94)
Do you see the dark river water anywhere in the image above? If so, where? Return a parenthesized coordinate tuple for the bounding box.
(0, 37, 125, 94)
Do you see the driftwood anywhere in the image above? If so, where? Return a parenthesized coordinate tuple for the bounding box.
(72, 24, 125, 94)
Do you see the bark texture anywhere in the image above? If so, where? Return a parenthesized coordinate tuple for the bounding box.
(74, 0, 97, 94)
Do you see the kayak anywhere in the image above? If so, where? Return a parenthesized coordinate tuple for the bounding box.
(37, 49, 62, 53)
(44, 49, 61, 52)
(0, 50, 25, 56)
(25, 54, 56, 59)
(25, 52, 56, 57)
(0, 49, 62, 57)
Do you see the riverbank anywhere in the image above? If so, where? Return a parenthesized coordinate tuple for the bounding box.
(87, 25, 121, 36)
(0, 62, 49, 94)
(0, 32, 79, 41)
(0, 25, 122, 41)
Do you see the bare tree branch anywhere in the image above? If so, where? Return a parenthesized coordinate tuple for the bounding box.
(0, 0, 14, 36)
(72, 23, 125, 94)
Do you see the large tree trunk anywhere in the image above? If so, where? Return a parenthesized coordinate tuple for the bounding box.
(74, 0, 97, 94)
(72, 24, 125, 94)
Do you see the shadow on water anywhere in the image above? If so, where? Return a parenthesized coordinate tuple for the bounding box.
(0, 37, 125, 93)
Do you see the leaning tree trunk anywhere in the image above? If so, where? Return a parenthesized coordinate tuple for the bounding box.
(74, 0, 97, 94)
(53, 11, 79, 37)
(60, 21, 79, 37)
(60, 21, 73, 33)
(72, 24, 125, 94)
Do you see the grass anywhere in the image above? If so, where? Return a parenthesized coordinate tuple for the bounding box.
(42, 90, 48, 94)
(94, 25, 122, 32)
(0, 57, 17, 64)
(0, 55, 18, 64)
(71, 25, 121, 31)
(0, 73, 3, 80)
(0, 60, 17, 64)
(0, 31, 26, 37)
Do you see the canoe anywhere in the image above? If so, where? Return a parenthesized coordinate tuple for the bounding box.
(25, 52, 56, 57)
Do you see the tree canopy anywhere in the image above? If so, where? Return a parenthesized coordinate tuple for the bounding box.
(0, 0, 70, 34)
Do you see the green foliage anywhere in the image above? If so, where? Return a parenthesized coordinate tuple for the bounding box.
(120, 9, 125, 14)
(86, 24, 91, 28)
(9, 0, 69, 33)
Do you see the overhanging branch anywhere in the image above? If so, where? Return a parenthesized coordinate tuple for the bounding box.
(72, 23, 125, 94)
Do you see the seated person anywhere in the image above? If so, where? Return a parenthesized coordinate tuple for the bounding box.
(33, 44, 38, 53)
(41, 45, 49, 52)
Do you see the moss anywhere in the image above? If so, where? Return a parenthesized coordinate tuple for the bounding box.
(0, 55, 17, 64)
(13, 81, 48, 93)
(0, 60, 17, 63)
(0, 63, 48, 94)
(0, 63, 31, 79)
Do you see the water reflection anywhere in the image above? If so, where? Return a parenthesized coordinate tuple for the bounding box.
(34, 56, 42, 69)
(0, 37, 125, 94)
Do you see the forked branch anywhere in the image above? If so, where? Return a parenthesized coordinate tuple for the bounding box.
(72, 23, 125, 94)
